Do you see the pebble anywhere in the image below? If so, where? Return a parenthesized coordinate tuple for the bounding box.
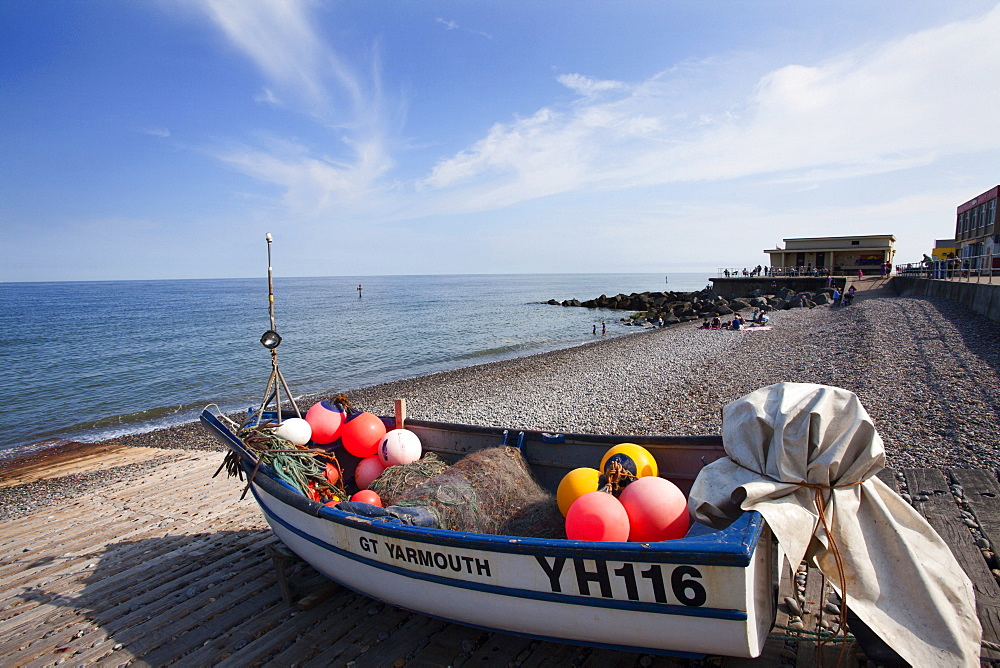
(783, 596, 802, 617)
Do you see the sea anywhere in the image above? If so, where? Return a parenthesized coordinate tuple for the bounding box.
(0, 273, 711, 457)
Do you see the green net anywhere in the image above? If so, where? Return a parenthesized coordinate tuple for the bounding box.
(367, 452, 451, 506)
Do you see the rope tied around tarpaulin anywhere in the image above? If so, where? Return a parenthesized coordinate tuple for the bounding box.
(727, 455, 864, 668)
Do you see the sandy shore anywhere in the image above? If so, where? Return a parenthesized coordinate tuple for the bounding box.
(3, 278, 999, 520)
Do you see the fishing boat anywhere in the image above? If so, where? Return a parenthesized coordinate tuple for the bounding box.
(201, 233, 780, 658)
(201, 405, 779, 659)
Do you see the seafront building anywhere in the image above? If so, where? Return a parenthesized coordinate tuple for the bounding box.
(764, 235, 896, 276)
(954, 185, 999, 269)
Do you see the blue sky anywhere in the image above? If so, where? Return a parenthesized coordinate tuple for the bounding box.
(2, 1, 998, 281)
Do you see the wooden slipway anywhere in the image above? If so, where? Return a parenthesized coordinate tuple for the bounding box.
(1, 450, 999, 666)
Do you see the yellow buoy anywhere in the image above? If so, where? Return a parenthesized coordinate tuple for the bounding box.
(557, 467, 602, 516)
(600, 443, 658, 482)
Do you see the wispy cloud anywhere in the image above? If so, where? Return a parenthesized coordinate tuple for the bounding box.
(435, 17, 492, 40)
(135, 126, 171, 138)
(419, 5, 1000, 213)
(195, 0, 393, 215)
(556, 73, 626, 98)
(254, 88, 281, 106)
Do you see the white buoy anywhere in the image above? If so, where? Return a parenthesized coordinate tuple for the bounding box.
(379, 429, 422, 467)
(273, 417, 312, 446)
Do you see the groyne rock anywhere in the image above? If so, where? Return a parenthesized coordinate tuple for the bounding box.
(548, 287, 837, 326)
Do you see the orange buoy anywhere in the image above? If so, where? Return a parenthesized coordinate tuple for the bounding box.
(565, 491, 630, 542)
(340, 412, 387, 457)
(619, 476, 689, 542)
(556, 467, 602, 516)
(324, 462, 340, 485)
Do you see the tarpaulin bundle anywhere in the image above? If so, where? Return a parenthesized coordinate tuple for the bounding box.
(688, 382, 981, 667)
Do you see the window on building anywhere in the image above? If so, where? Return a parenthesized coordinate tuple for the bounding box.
(851, 240, 859, 246)
(990, 200, 996, 227)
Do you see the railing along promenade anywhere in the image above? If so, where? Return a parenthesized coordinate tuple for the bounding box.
(896, 253, 999, 285)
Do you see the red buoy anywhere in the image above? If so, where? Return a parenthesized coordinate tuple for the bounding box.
(565, 491, 629, 542)
(351, 489, 383, 507)
(619, 476, 689, 542)
(305, 400, 346, 445)
(340, 412, 387, 458)
(354, 455, 385, 490)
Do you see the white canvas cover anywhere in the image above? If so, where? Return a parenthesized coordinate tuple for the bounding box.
(688, 382, 981, 666)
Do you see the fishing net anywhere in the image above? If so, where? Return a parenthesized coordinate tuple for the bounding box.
(367, 452, 451, 506)
(391, 446, 565, 538)
(217, 423, 347, 503)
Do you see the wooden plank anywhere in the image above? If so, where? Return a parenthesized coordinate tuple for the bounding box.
(949, 469, 1000, 556)
(337, 612, 448, 668)
(298, 602, 414, 667)
(876, 467, 899, 493)
(906, 469, 1000, 601)
(519, 641, 588, 668)
(906, 468, 1000, 661)
(948, 469, 1000, 663)
(467, 633, 536, 666)
(190, 581, 361, 667)
(405, 620, 487, 667)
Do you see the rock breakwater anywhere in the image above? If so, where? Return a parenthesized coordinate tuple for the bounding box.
(547, 286, 833, 326)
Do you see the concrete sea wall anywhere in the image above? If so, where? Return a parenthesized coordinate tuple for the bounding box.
(892, 277, 1000, 323)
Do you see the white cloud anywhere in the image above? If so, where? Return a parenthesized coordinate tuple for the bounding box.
(214, 135, 393, 217)
(135, 126, 171, 138)
(418, 5, 1000, 213)
(557, 73, 626, 98)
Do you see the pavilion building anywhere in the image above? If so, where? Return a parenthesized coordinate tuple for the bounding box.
(764, 235, 896, 275)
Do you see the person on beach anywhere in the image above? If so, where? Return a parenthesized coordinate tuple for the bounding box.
(844, 285, 856, 306)
(357, 284, 363, 298)
(832, 288, 842, 306)
(601, 321, 606, 336)
(593, 324, 597, 335)
(711, 316, 722, 329)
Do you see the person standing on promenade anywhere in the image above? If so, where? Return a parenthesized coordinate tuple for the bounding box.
(858, 269, 864, 281)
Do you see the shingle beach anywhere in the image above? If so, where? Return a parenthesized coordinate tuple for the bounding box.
(3, 281, 1000, 520)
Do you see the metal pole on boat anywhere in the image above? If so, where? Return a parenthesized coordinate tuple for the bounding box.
(257, 233, 301, 423)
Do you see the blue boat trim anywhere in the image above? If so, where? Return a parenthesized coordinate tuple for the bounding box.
(252, 484, 749, 622)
